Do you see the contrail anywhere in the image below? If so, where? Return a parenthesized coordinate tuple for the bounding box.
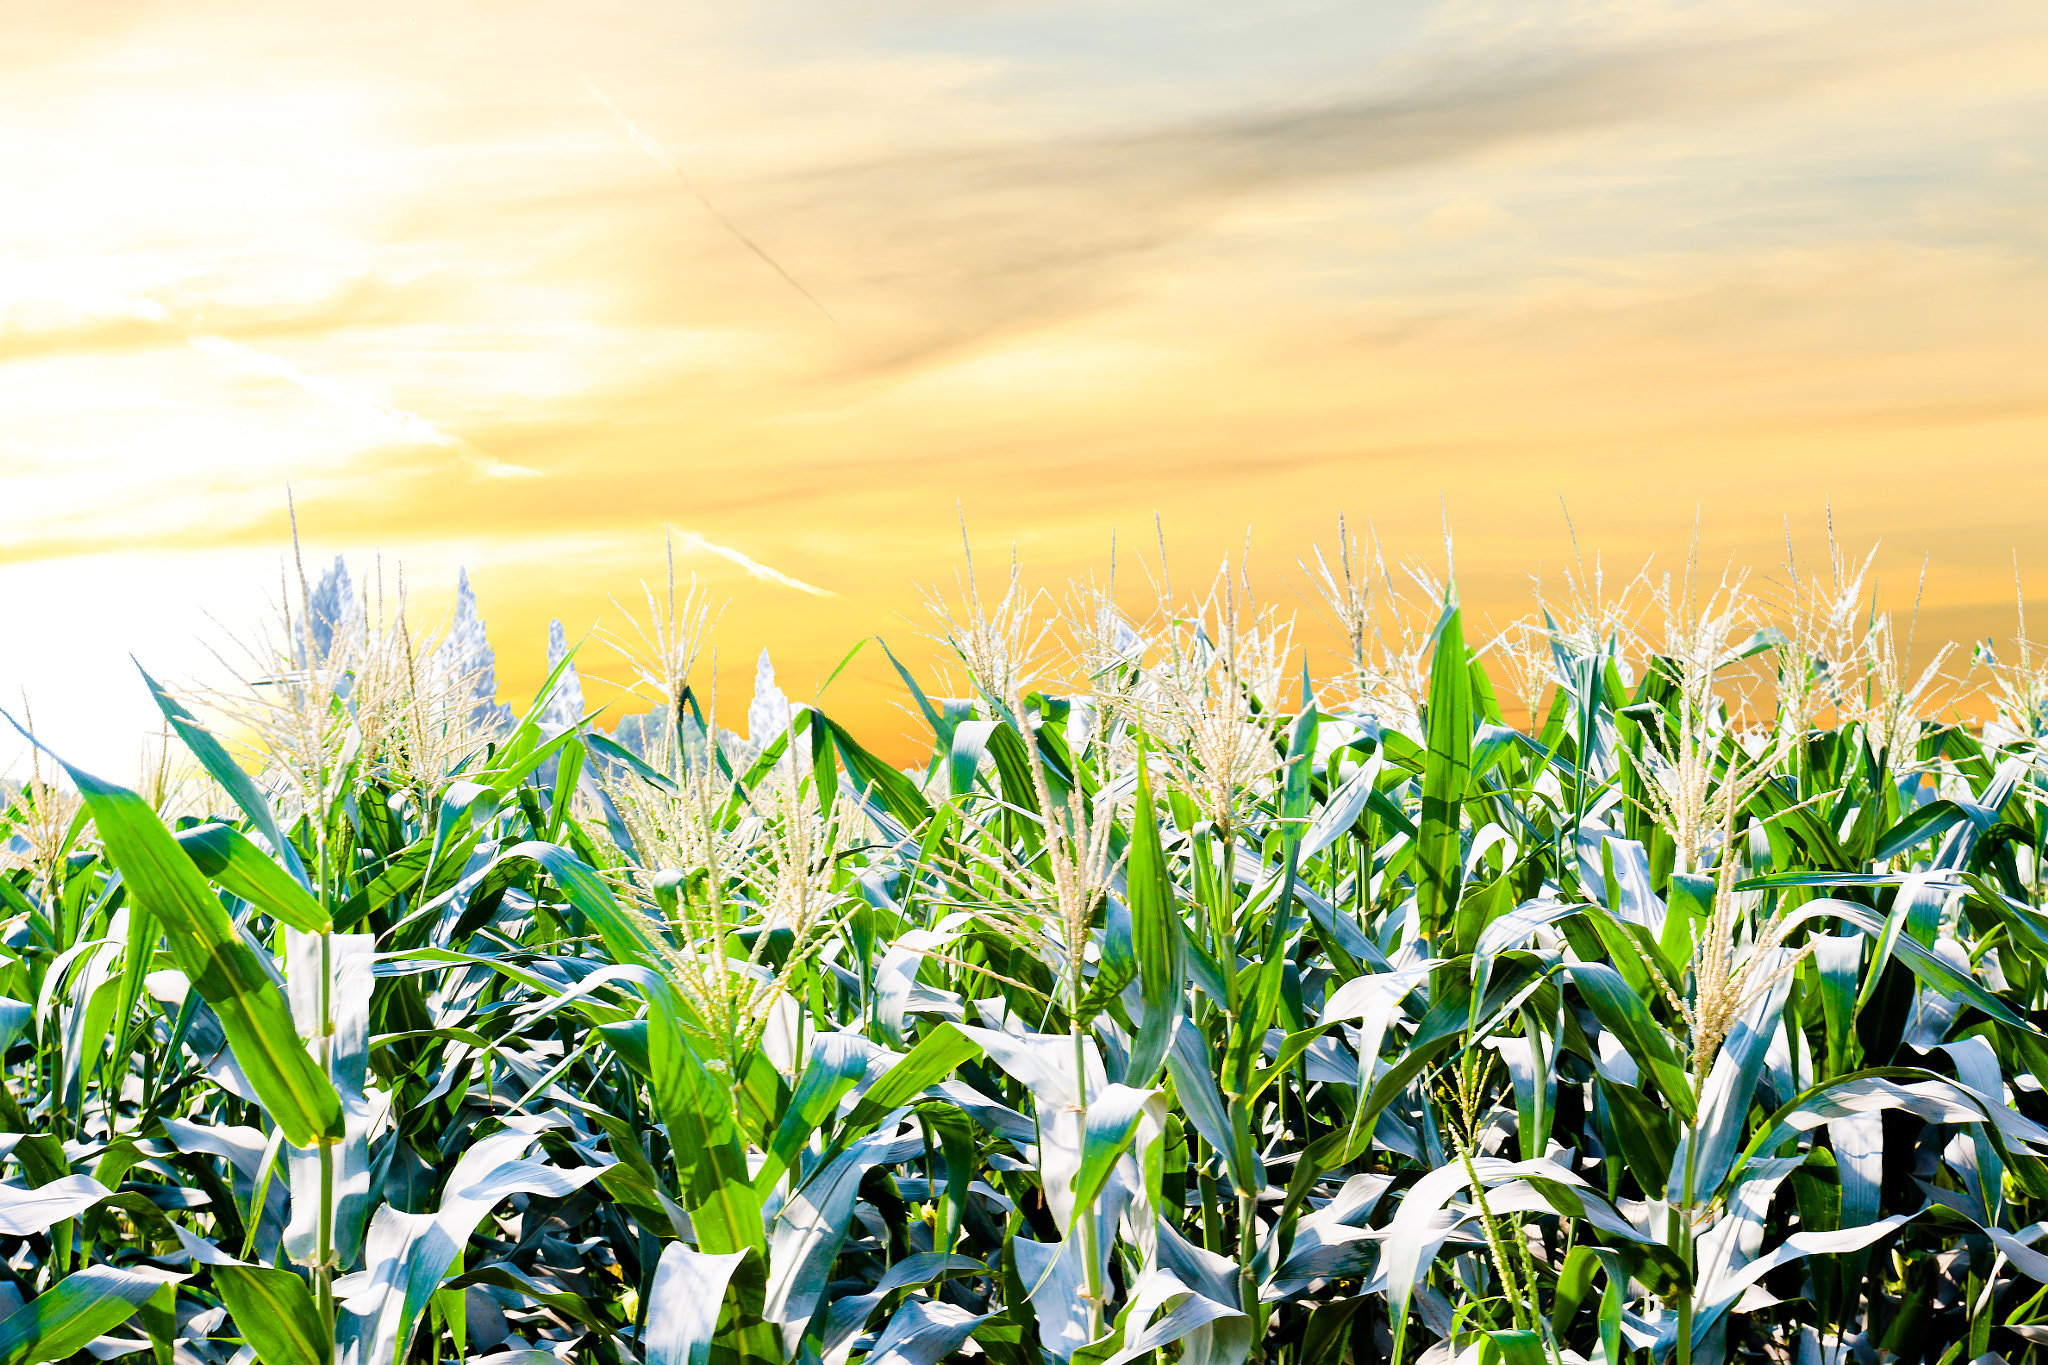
(188, 334, 542, 480)
(673, 531, 834, 597)
(585, 81, 837, 325)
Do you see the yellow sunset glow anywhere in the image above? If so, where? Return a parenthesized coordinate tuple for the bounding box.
(5, 0, 2048, 772)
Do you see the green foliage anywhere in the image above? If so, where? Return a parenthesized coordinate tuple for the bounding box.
(10, 550, 2048, 1365)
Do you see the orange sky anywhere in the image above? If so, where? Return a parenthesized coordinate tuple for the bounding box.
(5, 0, 2048, 774)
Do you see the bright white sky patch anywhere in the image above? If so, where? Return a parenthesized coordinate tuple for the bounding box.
(187, 335, 541, 479)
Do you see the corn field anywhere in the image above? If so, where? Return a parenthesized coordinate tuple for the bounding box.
(6, 531, 2048, 1365)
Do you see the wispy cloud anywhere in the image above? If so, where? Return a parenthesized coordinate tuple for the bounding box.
(0, 265, 542, 480)
(655, 3, 2046, 378)
(186, 334, 542, 479)
(671, 530, 835, 596)
(726, 33, 1839, 372)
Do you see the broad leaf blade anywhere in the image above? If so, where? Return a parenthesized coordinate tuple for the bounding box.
(23, 745, 342, 1147)
(1418, 606, 1471, 948)
(212, 1265, 326, 1365)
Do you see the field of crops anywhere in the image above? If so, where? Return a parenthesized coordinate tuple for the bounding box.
(4, 531, 2048, 1365)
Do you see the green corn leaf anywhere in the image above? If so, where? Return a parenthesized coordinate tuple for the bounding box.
(1298, 1298, 1367, 1365)
(211, 1265, 326, 1365)
(134, 1279, 176, 1365)
(1822, 898, 2042, 1037)
(642, 1242, 749, 1365)
(1578, 903, 1682, 1014)
(1365, 782, 1418, 840)
(1241, 1024, 1332, 1107)
(865, 1300, 989, 1365)
(879, 636, 953, 748)
(1227, 700, 1316, 1078)
(1166, 1023, 1251, 1192)
(1871, 799, 1972, 862)
(1748, 776, 1852, 870)
(488, 647, 584, 767)
(174, 823, 329, 933)
(503, 841, 673, 972)
(444, 1263, 620, 1336)
(1123, 746, 1186, 1087)
(1418, 605, 1472, 949)
(753, 1035, 878, 1196)
(1810, 932, 1865, 1078)
(586, 732, 679, 794)
(0, 1267, 179, 1365)
(1069, 1085, 1161, 1225)
(139, 664, 310, 890)
(1222, 998, 1271, 1102)
(984, 718, 1057, 813)
(1280, 688, 1318, 827)
(331, 836, 433, 931)
(837, 1022, 985, 1142)
(1600, 1078, 1678, 1191)
(422, 780, 499, 887)
(482, 723, 584, 798)
(1551, 1246, 1604, 1338)
(643, 983, 764, 1257)
(820, 714, 933, 832)
(924, 1106, 977, 1253)
(1659, 872, 1713, 977)
(9, 735, 342, 1147)
(1569, 962, 1695, 1123)
(1296, 991, 1469, 1184)
(947, 720, 999, 800)
(1467, 654, 1505, 727)
(1477, 1329, 1547, 1365)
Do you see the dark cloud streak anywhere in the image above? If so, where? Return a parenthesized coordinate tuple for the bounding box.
(723, 34, 1827, 371)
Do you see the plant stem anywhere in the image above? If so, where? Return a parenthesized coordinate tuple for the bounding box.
(1072, 1019, 1103, 1344)
(318, 927, 337, 1352)
(1196, 1142, 1224, 1254)
(1203, 823, 1237, 1013)
(1237, 1184, 1263, 1359)
(1673, 1141, 1698, 1365)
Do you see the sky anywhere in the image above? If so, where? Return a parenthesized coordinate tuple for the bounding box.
(4, 0, 2048, 775)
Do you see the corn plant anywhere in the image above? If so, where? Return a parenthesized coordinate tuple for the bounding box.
(5, 532, 2048, 1365)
